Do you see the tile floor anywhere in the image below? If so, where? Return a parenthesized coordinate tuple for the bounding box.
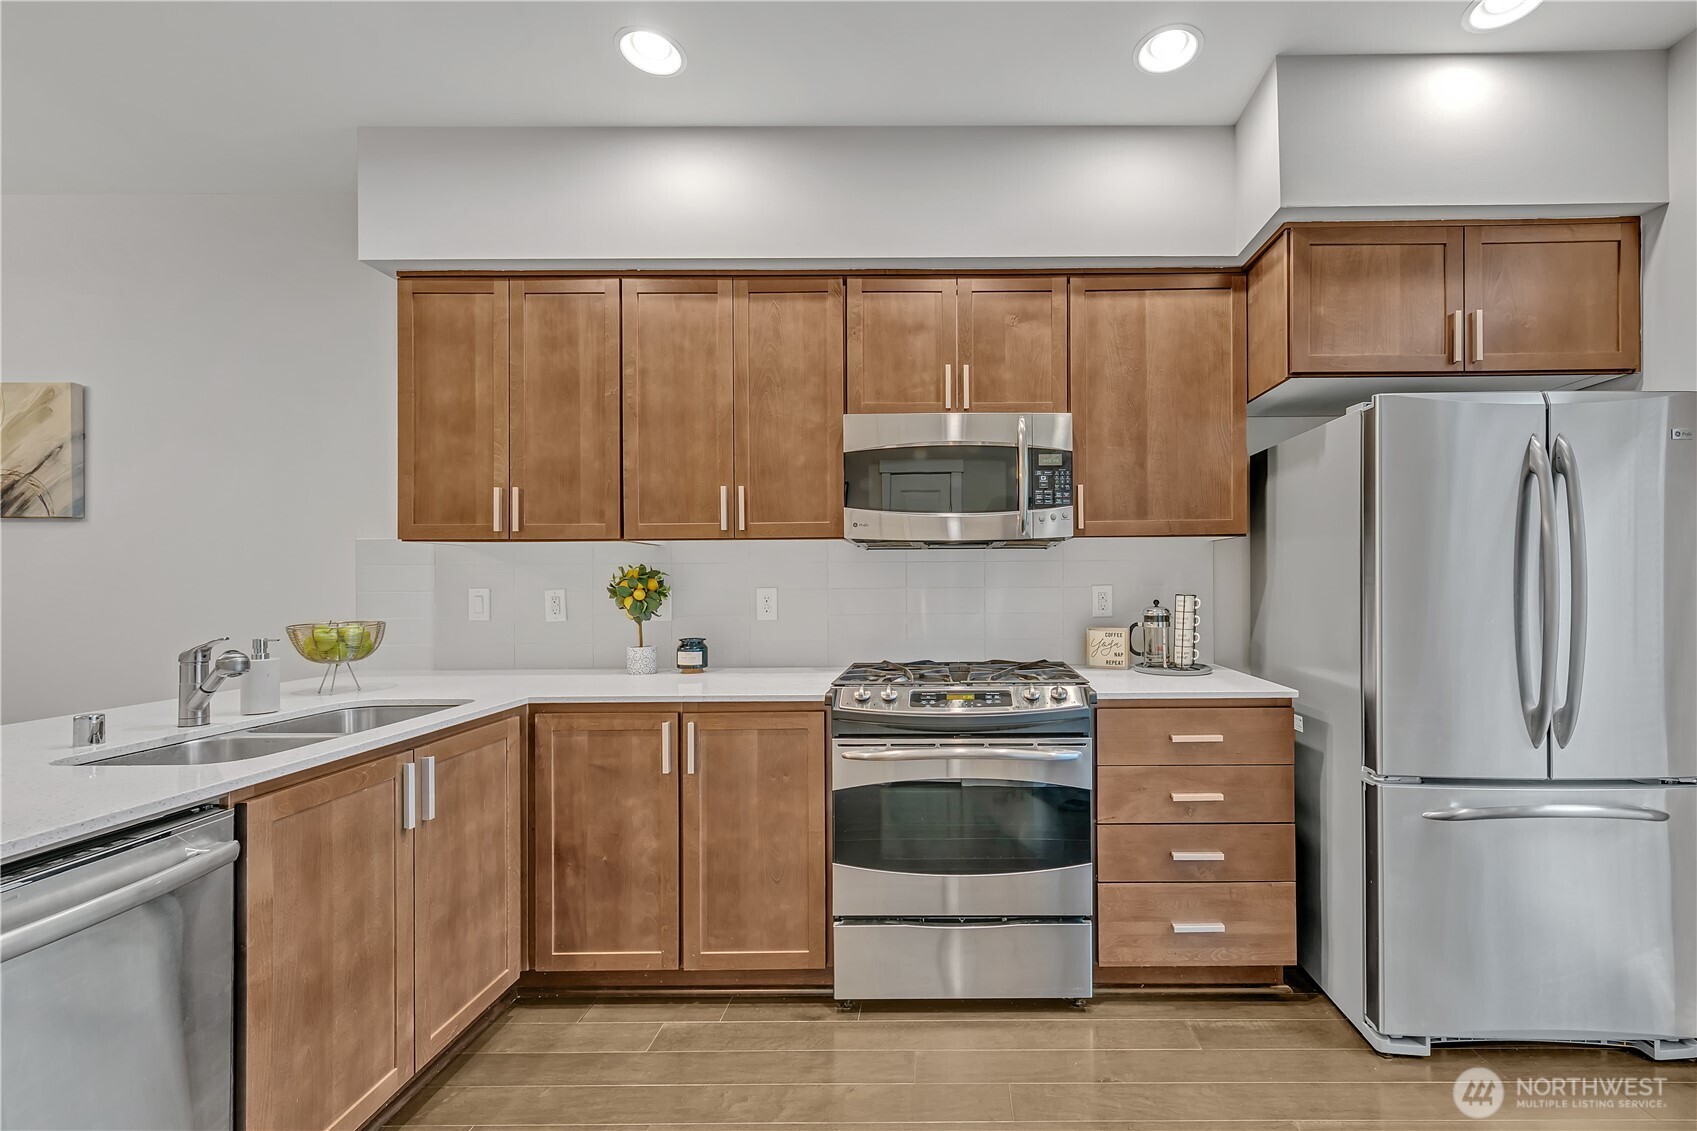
(385, 989, 1694, 1128)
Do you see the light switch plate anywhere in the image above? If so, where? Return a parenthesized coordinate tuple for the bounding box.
(468, 588, 490, 622)
(1091, 585, 1113, 618)
(756, 588, 779, 621)
(544, 589, 566, 622)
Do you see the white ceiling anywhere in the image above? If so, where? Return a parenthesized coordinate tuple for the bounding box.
(4, 0, 1694, 194)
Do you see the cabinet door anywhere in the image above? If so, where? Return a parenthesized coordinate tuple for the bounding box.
(734, 278, 844, 538)
(681, 710, 827, 970)
(846, 278, 957, 412)
(398, 278, 509, 540)
(413, 718, 523, 1063)
(958, 277, 1068, 411)
(1288, 225, 1465, 373)
(1464, 222, 1640, 372)
(533, 712, 680, 970)
(509, 279, 622, 539)
(242, 754, 413, 1131)
(1069, 275, 1247, 537)
(622, 279, 735, 539)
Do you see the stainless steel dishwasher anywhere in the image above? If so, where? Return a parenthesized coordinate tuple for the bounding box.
(1, 808, 239, 1130)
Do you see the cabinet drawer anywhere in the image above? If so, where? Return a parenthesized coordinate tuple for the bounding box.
(1098, 882, 1295, 966)
(1098, 824, 1294, 883)
(1098, 707, 1293, 765)
(1098, 766, 1293, 824)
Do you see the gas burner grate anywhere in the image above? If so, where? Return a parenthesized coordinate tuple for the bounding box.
(835, 659, 1085, 686)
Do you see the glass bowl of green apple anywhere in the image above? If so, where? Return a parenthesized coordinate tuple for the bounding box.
(286, 620, 385, 664)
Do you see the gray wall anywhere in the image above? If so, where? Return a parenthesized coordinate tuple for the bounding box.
(0, 194, 394, 721)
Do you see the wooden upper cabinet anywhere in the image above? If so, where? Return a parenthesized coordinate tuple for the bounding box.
(1465, 222, 1640, 372)
(509, 280, 622, 539)
(847, 278, 957, 412)
(242, 754, 414, 1131)
(532, 712, 680, 971)
(958, 277, 1068, 411)
(1288, 225, 1465, 374)
(681, 710, 827, 970)
(622, 279, 736, 539)
(412, 718, 523, 1064)
(734, 279, 845, 538)
(1069, 275, 1247, 537)
(398, 279, 509, 540)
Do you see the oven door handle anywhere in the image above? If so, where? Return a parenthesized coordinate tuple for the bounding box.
(839, 746, 1082, 762)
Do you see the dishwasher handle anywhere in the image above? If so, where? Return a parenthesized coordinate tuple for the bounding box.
(1, 839, 240, 963)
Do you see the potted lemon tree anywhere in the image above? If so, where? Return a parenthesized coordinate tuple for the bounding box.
(607, 564, 670, 674)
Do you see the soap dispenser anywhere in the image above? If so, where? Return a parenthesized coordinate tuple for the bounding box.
(242, 637, 281, 715)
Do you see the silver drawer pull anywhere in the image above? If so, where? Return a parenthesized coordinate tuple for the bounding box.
(843, 746, 1081, 762)
(1172, 921, 1227, 934)
(1171, 850, 1226, 861)
(1171, 792, 1226, 802)
(1170, 734, 1225, 743)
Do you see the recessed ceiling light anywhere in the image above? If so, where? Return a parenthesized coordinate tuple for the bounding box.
(1135, 24, 1203, 74)
(1463, 0, 1543, 33)
(616, 26, 686, 76)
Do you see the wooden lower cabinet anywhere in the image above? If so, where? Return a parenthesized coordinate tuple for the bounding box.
(1098, 882, 1296, 966)
(533, 706, 828, 975)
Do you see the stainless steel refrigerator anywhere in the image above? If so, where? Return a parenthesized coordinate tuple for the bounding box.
(1251, 391, 1696, 1060)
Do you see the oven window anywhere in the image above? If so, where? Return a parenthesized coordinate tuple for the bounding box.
(843, 445, 1017, 514)
(833, 780, 1091, 875)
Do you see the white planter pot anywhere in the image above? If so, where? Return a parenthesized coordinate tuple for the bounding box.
(626, 646, 658, 676)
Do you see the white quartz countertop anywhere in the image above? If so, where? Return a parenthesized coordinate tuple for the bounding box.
(1, 665, 1294, 862)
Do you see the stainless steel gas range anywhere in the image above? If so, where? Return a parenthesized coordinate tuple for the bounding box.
(830, 660, 1096, 1002)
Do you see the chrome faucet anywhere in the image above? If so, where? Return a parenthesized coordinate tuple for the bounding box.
(178, 638, 251, 726)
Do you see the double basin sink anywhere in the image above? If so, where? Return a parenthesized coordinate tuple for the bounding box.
(94, 703, 467, 767)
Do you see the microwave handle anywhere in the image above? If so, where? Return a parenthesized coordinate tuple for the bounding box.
(1016, 415, 1029, 537)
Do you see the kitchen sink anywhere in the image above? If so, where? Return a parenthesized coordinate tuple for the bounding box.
(248, 702, 466, 736)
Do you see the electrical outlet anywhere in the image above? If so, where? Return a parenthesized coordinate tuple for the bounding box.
(1091, 585, 1113, 618)
(756, 588, 779, 621)
(1294, 714, 1305, 734)
(468, 588, 490, 622)
(544, 589, 566, 622)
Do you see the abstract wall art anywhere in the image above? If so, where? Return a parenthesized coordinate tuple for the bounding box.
(1, 383, 85, 518)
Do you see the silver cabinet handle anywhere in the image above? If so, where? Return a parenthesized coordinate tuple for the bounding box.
(737, 486, 746, 533)
(1170, 734, 1225, 744)
(1016, 414, 1029, 537)
(944, 363, 953, 409)
(660, 719, 672, 775)
(841, 746, 1082, 762)
(1550, 434, 1587, 748)
(492, 486, 504, 534)
(686, 720, 697, 775)
(419, 755, 436, 822)
(962, 364, 972, 409)
(0, 840, 241, 963)
(1171, 792, 1226, 802)
(1422, 804, 1668, 823)
(1449, 310, 1464, 365)
(1513, 434, 1559, 745)
(1076, 483, 1085, 530)
(1171, 850, 1226, 861)
(1470, 309, 1485, 363)
(1172, 921, 1227, 934)
(510, 486, 522, 533)
(402, 762, 418, 830)
(718, 485, 728, 532)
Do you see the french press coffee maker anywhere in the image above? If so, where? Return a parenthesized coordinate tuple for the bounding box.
(1129, 598, 1171, 669)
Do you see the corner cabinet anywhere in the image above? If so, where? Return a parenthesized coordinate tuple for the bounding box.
(533, 707, 828, 973)
(240, 718, 522, 1131)
(1069, 275, 1247, 537)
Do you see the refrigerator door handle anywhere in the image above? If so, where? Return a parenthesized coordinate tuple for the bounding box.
(1550, 434, 1587, 748)
(1421, 803, 1670, 823)
(1513, 433, 1559, 746)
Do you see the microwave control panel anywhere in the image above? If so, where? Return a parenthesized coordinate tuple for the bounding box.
(1028, 450, 1074, 509)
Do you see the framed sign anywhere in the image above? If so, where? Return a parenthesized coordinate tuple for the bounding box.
(1085, 626, 1129, 669)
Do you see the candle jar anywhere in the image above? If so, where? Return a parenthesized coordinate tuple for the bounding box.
(676, 637, 709, 672)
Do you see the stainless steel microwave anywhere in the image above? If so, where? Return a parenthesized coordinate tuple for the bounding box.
(842, 413, 1074, 547)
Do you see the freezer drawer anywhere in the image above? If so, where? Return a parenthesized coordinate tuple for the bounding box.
(834, 919, 1093, 1000)
(1369, 782, 1697, 1043)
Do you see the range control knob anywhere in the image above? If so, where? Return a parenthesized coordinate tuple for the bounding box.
(1022, 686, 1043, 702)
(880, 687, 900, 703)
(852, 687, 872, 703)
(1049, 685, 1069, 702)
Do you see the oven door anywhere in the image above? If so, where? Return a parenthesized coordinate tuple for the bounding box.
(843, 412, 1074, 544)
(831, 739, 1094, 917)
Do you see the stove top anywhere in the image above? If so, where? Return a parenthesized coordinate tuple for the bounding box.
(834, 659, 1086, 686)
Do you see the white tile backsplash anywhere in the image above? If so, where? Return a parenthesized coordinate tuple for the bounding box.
(355, 536, 1223, 673)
